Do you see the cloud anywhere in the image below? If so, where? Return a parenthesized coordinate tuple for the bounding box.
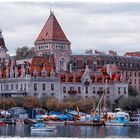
(0, 2, 140, 55)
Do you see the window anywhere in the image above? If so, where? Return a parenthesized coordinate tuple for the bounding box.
(60, 58, 66, 71)
(78, 87, 81, 94)
(107, 87, 110, 93)
(118, 87, 121, 94)
(6, 85, 9, 90)
(85, 87, 88, 94)
(139, 79, 140, 84)
(139, 86, 140, 91)
(83, 62, 87, 67)
(1, 85, 2, 91)
(51, 83, 54, 91)
(93, 87, 95, 93)
(139, 72, 140, 77)
(42, 83, 46, 91)
(124, 87, 126, 94)
(34, 83, 37, 91)
(16, 84, 18, 90)
(70, 87, 74, 91)
(42, 70, 47, 78)
(129, 79, 132, 84)
(85, 96, 88, 98)
(50, 71, 54, 78)
(63, 87, 66, 93)
(51, 93, 54, 97)
(11, 84, 13, 90)
(20, 84, 22, 91)
(73, 62, 77, 67)
(34, 93, 37, 96)
(135, 79, 137, 84)
(24, 83, 26, 90)
(99, 87, 103, 91)
(135, 72, 137, 77)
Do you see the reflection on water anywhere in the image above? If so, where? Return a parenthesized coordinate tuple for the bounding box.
(31, 130, 57, 137)
(0, 124, 139, 138)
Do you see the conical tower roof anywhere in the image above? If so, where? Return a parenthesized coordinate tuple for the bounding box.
(0, 29, 7, 51)
(35, 12, 70, 45)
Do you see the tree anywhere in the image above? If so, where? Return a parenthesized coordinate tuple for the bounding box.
(22, 96, 40, 109)
(13, 97, 23, 107)
(118, 96, 140, 111)
(45, 98, 60, 111)
(15, 46, 35, 59)
(1, 98, 16, 110)
(128, 85, 138, 97)
(39, 96, 50, 109)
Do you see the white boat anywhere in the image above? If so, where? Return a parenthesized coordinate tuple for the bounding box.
(31, 121, 57, 133)
(31, 125, 56, 131)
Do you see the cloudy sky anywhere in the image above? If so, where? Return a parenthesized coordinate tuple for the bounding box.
(0, 1, 140, 55)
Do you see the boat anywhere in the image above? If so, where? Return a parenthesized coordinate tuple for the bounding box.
(0, 121, 6, 126)
(64, 120, 105, 126)
(31, 120, 56, 132)
(105, 115, 129, 126)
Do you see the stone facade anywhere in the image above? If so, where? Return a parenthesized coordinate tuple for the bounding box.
(34, 12, 71, 72)
(0, 12, 129, 106)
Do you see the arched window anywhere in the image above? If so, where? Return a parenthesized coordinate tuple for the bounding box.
(59, 57, 66, 71)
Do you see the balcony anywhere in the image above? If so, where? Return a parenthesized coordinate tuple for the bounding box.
(97, 90, 104, 94)
(68, 90, 77, 94)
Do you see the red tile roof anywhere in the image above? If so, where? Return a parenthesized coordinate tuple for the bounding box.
(35, 13, 70, 44)
(125, 52, 140, 57)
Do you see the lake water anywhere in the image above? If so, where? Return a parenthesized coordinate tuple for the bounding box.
(0, 124, 140, 138)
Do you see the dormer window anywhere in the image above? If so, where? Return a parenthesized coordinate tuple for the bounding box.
(41, 68, 47, 78)
(33, 69, 38, 78)
(50, 70, 54, 78)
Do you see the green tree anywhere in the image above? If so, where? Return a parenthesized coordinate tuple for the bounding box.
(128, 85, 138, 97)
(118, 96, 140, 111)
(15, 46, 35, 59)
(13, 97, 23, 107)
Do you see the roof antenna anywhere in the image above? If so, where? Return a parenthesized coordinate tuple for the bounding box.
(50, 2, 54, 15)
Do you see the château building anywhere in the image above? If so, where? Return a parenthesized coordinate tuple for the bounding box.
(0, 11, 131, 106)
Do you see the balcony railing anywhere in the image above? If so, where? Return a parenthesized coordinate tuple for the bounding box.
(97, 90, 104, 94)
(68, 90, 77, 94)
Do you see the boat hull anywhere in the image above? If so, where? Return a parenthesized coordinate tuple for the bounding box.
(105, 122, 125, 126)
(0, 122, 6, 126)
(31, 125, 56, 132)
(64, 121, 105, 126)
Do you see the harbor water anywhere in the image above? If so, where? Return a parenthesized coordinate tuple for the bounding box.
(0, 124, 140, 138)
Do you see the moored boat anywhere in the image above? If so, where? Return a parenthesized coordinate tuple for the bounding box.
(64, 120, 105, 126)
(31, 120, 56, 133)
(105, 115, 129, 126)
(0, 121, 6, 126)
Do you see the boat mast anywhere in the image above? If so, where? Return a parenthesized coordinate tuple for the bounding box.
(103, 79, 108, 112)
(94, 79, 108, 114)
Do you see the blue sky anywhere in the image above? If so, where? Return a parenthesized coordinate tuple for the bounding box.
(0, 1, 140, 55)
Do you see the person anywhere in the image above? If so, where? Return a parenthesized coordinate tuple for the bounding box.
(108, 116, 111, 122)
